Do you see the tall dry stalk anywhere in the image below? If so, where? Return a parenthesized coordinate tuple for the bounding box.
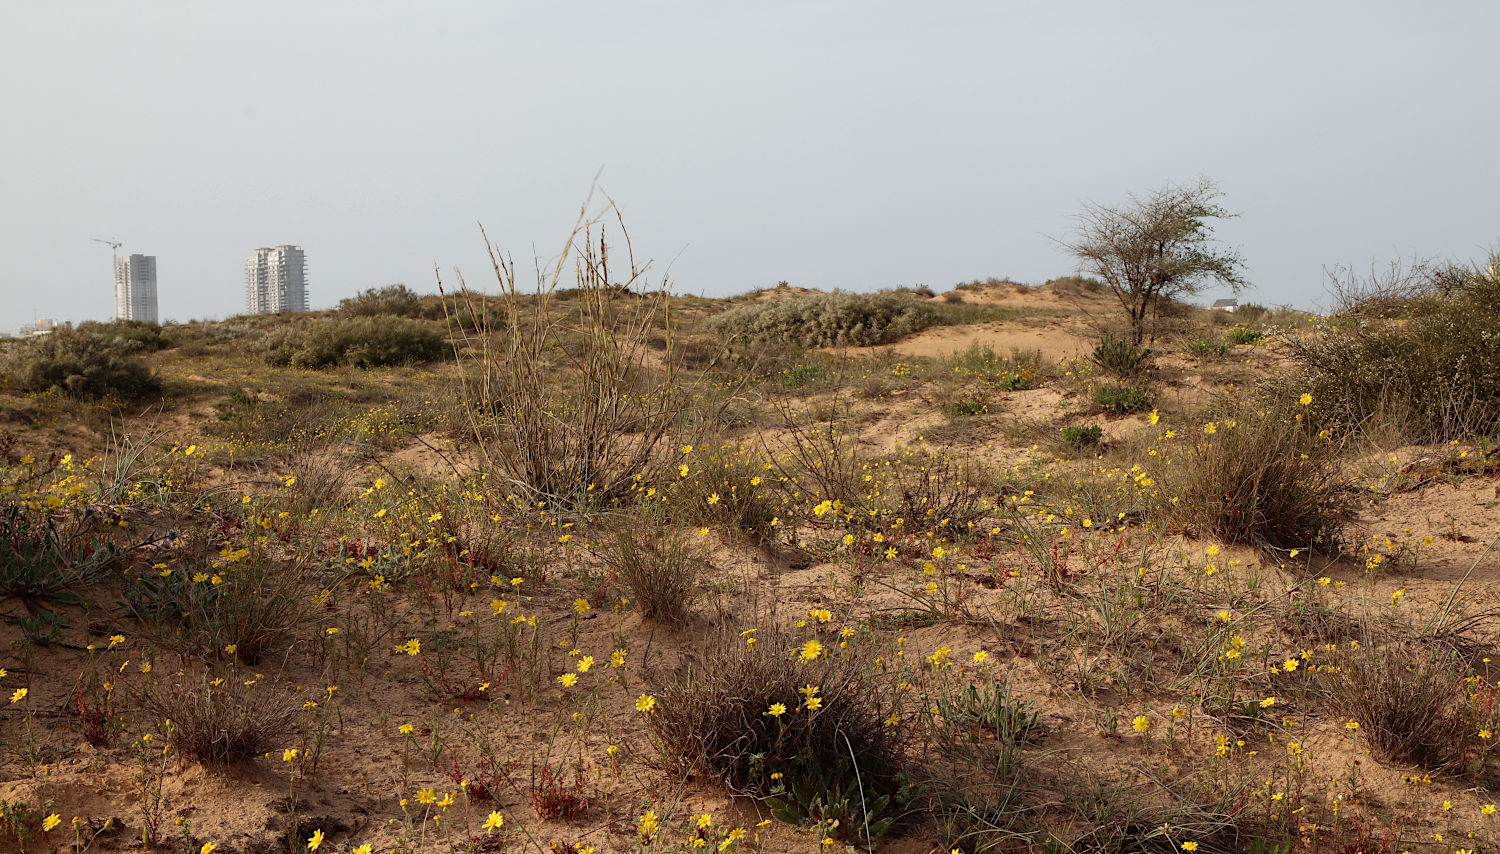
(440, 195, 690, 510)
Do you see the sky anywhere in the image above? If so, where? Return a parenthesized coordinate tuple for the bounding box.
(2, 1, 1496, 333)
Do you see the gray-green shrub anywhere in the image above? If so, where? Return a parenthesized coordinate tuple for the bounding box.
(337, 283, 426, 317)
(261, 316, 449, 368)
(708, 292, 936, 349)
(2, 329, 161, 400)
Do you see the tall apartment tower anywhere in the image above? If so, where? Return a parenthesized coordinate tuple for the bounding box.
(245, 245, 308, 314)
(114, 254, 158, 323)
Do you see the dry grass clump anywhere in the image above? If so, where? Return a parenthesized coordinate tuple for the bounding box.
(708, 291, 936, 349)
(260, 316, 449, 368)
(648, 632, 905, 837)
(2, 328, 161, 400)
(137, 676, 300, 765)
(597, 526, 702, 626)
(1175, 408, 1347, 551)
(1327, 641, 1490, 775)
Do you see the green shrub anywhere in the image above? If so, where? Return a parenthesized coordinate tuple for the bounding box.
(708, 292, 936, 349)
(2, 329, 160, 400)
(669, 446, 780, 542)
(125, 541, 311, 665)
(1092, 383, 1149, 413)
(942, 397, 990, 417)
(261, 316, 449, 368)
(1225, 327, 1263, 345)
(338, 283, 426, 317)
(780, 363, 827, 390)
(1288, 260, 1500, 441)
(1046, 275, 1104, 294)
(77, 319, 172, 352)
(1186, 337, 1230, 358)
(1090, 334, 1152, 376)
(1061, 425, 1104, 448)
(0, 503, 119, 613)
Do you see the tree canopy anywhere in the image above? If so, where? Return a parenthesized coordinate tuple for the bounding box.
(1061, 177, 1247, 345)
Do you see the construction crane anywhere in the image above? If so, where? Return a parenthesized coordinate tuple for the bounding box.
(91, 237, 122, 265)
(92, 239, 123, 320)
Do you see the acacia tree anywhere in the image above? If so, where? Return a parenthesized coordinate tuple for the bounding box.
(1061, 177, 1247, 345)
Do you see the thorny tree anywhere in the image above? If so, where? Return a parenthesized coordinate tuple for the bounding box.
(1061, 177, 1247, 345)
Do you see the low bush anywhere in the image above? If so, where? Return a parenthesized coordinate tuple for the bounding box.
(669, 446, 780, 542)
(779, 363, 828, 390)
(1062, 424, 1104, 449)
(77, 319, 172, 352)
(0, 503, 119, 613)
(1225, 327, 1263, 345)
(1186, 337, 1230, 358)
(708, 292, 936, 349)
(261, 316, 449, 368)
(337, 283, 427, 317)
(125, 545, 311, 665)
(945, 344, 1044, 391)
(2, 329, 160, 400)
(1174, 409, 1347, 551)
(1046, 275, 1104, 295)
(942, 396, 990, 417)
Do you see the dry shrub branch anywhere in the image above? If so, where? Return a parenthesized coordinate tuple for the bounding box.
(442, 195, 697, 509)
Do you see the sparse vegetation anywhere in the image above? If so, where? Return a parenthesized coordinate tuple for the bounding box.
(3, 212, 1499, 854)
(136, 676, 301, 765)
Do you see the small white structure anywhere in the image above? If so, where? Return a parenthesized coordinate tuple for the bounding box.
(18, 317, 69, 337)
(1211, 298, 1238, 312)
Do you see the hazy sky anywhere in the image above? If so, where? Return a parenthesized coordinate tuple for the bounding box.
(3, 2, 1496, 333)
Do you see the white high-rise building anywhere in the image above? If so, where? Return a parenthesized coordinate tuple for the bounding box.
(114, 254, 158, 323)
(245, 245, 308, 314)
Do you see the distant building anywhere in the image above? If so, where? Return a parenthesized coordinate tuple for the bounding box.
(245, 245, 308, 314)
(115, 254, 158, 323)
(1211, 298, 1238, 312)
(18, 317, 70, 337)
